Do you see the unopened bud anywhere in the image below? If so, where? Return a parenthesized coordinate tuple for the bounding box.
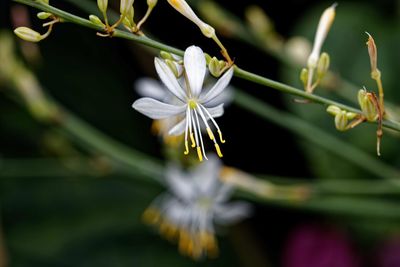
(334, 111, 348, 131)
(358, 89, 377, 121)
(326, 105, 341, 116)
(300, 68, 309, 88)
(14, 27, 43, 42)
(307, 4, 336, 68)
(365, 32, 380, 80)
(122, 6, 134, 28)
(37, 12, 52, 20)
(97, 0, 108, 13)
(317, 52, 330, 78)
(165, 59, 179, 78)
(167, 0, 215, 38)
(204, 53, 212, 64)
(160, 51, 173, 60)
(147, 0, 157, 8)
(89, 15, 105, 26)
(120, 0, 134, 16)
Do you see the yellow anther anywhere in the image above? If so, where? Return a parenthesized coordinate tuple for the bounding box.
(214, 144, 223, 158)
(184, 140, 189, 155)
(218, 130, 226, 143)
(206, 127, 215, 140)
(190, 132, 196, 147)
(196, 147, 203, 161)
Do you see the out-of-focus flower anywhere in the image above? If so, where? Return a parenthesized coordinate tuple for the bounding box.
(132, 45, 234, 161)
(376, 236, 400, 267)
(142, 156, 251, 259)
(283, 223, 360, 267)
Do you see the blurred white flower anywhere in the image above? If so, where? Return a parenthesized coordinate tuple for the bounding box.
(142, 156, 251, 259)
(132, 45, 234, 161)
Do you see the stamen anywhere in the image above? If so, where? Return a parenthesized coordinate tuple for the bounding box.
(206, 127, 215, 140)
(190, 133, 196, 147)
(197, 147, 203, 161)
(218, 130, 226, 143)
(184, 140, 189, 155)
(214, 144, 223, 158)
(193, 109, 208, 161)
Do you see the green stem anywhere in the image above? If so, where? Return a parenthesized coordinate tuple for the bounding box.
(13, 0, 400, 133)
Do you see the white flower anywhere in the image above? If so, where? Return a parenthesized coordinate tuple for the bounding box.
(132, 45, 234, 161)
(142, 156, 251, 259)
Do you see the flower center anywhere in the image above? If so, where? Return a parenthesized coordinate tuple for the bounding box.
(188, 99, 197, 109)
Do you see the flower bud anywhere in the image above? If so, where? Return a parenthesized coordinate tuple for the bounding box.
(326, 105, 341, 116)
(165, 59, 179, 78)
(14, 27, 43, 42)
(300, 68, 309, 88)
(147, 0, 157, 8)
(167, 0, 216, 39)
(160, 51, 173, 60)
(307, 4, 336, 68)
(89, 15, 105, 27)
(334, 111, 348, 131)
(358, 89, 377, 121)
(97, 0, 108, 14)
(317, 52, 330, 78)
(122, 6, 134, 28)
(37, 12, 52, 20)
(120, 0, 134, 16)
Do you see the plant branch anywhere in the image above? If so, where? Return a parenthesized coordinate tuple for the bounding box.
(13, 0, 400, 133)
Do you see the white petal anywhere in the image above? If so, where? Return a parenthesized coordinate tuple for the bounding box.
(191, 155, 221, 194)
(203, 86, 233, 108)
(200, 67, 234, 104)
(207, 104, 224, 118)
(213, 202, 252, 225)
(168, 118, 186, 136)
(166, 165, 195, 202)
(154, 58, 187, 101)
(184, 46, 206, 97)
(132, 97, 185, 119)
(135, 78, 167, 101)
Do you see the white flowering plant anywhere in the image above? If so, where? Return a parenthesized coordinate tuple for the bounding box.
(2, 0, 400, 265)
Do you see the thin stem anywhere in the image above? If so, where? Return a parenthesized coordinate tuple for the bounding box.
(135, 6, 154, 32)
(13, 0, 400, 133)
(376, 76, 385, 113)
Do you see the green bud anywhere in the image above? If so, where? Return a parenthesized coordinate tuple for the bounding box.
(300, 68, 308, 88)
(334, 111, 348, 131)
(208, 57, 220, 77)
(200, 23, 215, 38)
(204, 53, 212, 64)
(97, 0, 108, 13)
(37, 12, 52, 20)
(317, 52, 330, 78)
(89, 15, 105, 26)
(165, 59, 179, 78)
(122, 6, 134, 28)
(326, 105, 341, 116)
(14, 27, 43, 42)
(346, 112, 357, 120)
(358, 89, 377, 121)
(160, 51, 173, 60)
(147, 0, 157, 8)
(120, 0, 134, 16)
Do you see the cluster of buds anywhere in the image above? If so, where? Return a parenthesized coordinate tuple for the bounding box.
(91, 0, 157, 36)
(327, 33, 385, 156)
(205, 54, 229, 78)
(14, 0, 61, 43)
(300, 4, 336, 93)
(159, 51, 183, 78)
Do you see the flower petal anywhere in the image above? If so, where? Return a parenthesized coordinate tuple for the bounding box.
(132, 97, 185, 119)
(184, 46, 206, 97)
(200, 67, 234, 104)
(191, 155, 221, 195)
(135, 78, 167, 101)
(154, 57, 186, 101)
(168, 118, 186, 136)
(207, 103, 224, 118)
(203, 85, 233, 108)
(213, 202, 252, 225)
(166, 165, 195, 202)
